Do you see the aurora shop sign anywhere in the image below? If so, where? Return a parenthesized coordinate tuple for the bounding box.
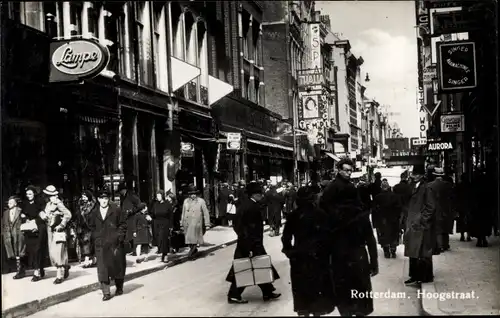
(437, 41, 477, 91)
(427, 140, 455, 152)
(49, 39, 110, 83)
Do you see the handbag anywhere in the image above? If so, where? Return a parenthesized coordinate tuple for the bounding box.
(20, 220, 38, 232)
(53, 231, 67, 244)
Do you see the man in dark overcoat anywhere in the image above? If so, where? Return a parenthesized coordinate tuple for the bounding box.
(428, 168, 454, 252)
(404, 164, 439, 286)
(320, 158, 379, 316)
(225, 182, 281, 304)
(90, 189, 127, 301)
(393, 172, 412, 232)
(264, 185, 285, 236)
(283, 182, 297, 217)
(118, 182, 141, 253)
(217, 183, 230, 226)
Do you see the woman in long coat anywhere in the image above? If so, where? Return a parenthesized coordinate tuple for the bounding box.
(151, 190, 174, 262)
(75, 190, 96, 268)
(89, 189, 127, 301)
(23, 186, 48, 281)
(3, 196, 26, 279)
(40, 185, 72, 284)
(282, 187, 335, 317)
(181, 186, 211, 258)
(320, 159, 379, 316)
(373, 181, 403, 258)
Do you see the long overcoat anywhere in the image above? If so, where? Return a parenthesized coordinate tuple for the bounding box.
(428, 178, 455, 236)
(120, 191, 141, 243)
(89, 203, 127, 282)
(282, 204, 335, 315)
(225, 198, 280, 283)
(2, 207, 26, 259)
(181, 197, 210, 245)
(320, 177, 378, 316)
(393, 181, 413, 230)
(217, 186, 230, 219)
(264, 187, 285, 229)
(373, 190, 402, 246)
(284, 188, 297, 215)
(403, 181, 439, 258)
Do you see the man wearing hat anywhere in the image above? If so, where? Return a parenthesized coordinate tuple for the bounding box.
(117, 182, 141, 254)
(225, 182, 281, 304)
(90, 189, 127, 301)
(403, 164, 439, 286)
(181, 185, 211, 258)
(428, 167, 454, 252)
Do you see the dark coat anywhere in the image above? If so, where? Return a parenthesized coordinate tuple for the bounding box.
(373, 190, 402, 246)
(357, 183, 372, 211)
(151, 200, 174, 254)
(284, 188, 297, 215)
(404, 180, 439, 259)
(369, 180, 382, 200)
(455, 181, 471, 233)
(23, 198, 48, 268)
(264, 188, 285, 228)
(217, 186, 230, 218)
(133, 213, 151, 245)
(225, 198, 280, 283)
(89, 203, 127, 282)
(2, 207, 26, 259)
(320, 177, 378, 316)
(428, 178, 455, 235)
(75, 199, 96, 256)
(470, 173, 493, 237)
(282, 204, 335, 315)
(393, 181, 413, 229)
(120, 191, 141, 242)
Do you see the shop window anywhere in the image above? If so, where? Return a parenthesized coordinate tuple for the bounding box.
(153, 3, 168, 92)
(136, 2, 154, 87)
(118, 2, 137, 81)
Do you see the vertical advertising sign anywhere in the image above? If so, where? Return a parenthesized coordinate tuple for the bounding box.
(309, 23, 321, 70)
(437, 41, 477, 91)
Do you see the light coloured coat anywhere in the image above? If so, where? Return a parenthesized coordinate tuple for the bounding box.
(181, 197, 210, 245)
(44, 199, 72, 266)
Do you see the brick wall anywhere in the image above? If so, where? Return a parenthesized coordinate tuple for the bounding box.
(262, 23, 289, 118)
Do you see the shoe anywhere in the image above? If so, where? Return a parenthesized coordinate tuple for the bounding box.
(136, 257, 144, 264)
(263, 292, 281, 301)
(53, 278, 63, 284)
(102, 294, 112, 301)
(404, 278, 417, 285)
(40, 269, 45, 278)
(31, 275, 42, 282)
(227, 297, 248, 304)
(466, 236, 472, 242)
(460, 236, 465, 241)
(64, 265, 71, 279)
(483, 240, 489, 247)
(383, 250, 390, 258)
(115, 289, 123, 296)
(391, 252, 397, 258)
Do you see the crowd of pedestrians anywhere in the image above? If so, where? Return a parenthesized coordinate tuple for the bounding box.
(225, 158, 498, 317)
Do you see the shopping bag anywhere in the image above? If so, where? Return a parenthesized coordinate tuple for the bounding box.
(20, 220, 38, 232)
(233, 255, 274, 288)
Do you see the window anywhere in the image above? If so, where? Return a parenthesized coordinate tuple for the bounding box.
(118, 2, 136, 80)
(102, 6, 119, 74)
(198, 22, 209, 105)
(243, 35, 249, 59)
(243, 76, 250, 99)
(153, 4, 168, 92)
(83, 2, 99, 38)
(170, 4, 185, 61)
(254, 80, 260, 105)
(253, 22, 260, 65)
(69, 2, 82, 37)
(184, 14, 199, 102)
(136, 2, 154, 86)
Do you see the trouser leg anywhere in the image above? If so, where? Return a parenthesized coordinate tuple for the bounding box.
(409, 257, 418, 279)
(115, 278, 124, 291)
(101, 281, 111, 295)
(228, 281, 245, 299)
(443, 233, 450, 249)
(258, 283, 274, 296)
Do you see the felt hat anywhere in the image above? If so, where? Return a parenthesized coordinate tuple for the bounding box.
(43, 185, 58, 196)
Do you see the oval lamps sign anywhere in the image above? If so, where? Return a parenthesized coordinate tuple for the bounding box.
(49, 39, 109, 83)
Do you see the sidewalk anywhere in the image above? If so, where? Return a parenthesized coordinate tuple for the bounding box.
(421, 233, 500, 315)
(1, 222, 281, 318)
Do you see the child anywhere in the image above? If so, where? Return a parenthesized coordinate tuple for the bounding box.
(133, 203, 152, 263)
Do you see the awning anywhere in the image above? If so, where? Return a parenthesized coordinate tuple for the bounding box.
(325, 152, 341, 162)
(247, 139, 293, 151)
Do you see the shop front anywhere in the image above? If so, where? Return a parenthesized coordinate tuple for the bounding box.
(213, 95, 294, 184)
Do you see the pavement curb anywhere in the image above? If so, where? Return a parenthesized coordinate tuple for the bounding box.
(420, 282, 441, 316)
(2, 224, 279, 318)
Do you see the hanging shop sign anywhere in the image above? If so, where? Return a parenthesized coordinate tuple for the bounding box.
(226, 133, 241, 150)
(49, 39, 110, 83)
(440, 113, 465, 133)
(181, 142, 194, 157)
(427, 140, 455, 152)
(432, 11, 479, 36)
(437, 41, 477, 91)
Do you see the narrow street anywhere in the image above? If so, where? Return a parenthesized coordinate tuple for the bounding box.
(30, 234, 422, 317)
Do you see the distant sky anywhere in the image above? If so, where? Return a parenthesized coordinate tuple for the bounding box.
(316, 0, 419, 137)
